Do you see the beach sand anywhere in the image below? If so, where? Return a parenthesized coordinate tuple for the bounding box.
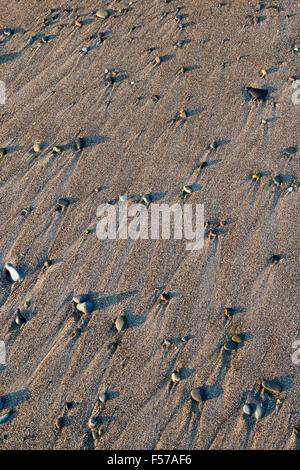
(0, 0, 299, 449)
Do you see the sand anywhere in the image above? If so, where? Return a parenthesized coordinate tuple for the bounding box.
(0, 0, 299, 450)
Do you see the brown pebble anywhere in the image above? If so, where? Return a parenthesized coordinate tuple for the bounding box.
(55, 416, 64, 430)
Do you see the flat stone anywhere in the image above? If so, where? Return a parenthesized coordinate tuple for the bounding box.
(224, 340, 238, 351)
(96, 9, 110, 19)
(73, 294, 89, 304)
(191, 387, 206, 402)
(262, 379, 281, 394)
(76, 301, 94, 314)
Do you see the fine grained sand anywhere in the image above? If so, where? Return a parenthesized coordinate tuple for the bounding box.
(0, 0, 299, 450)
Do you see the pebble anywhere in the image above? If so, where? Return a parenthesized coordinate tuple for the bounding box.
(52, 146, 62, 154)
(262, 379, 282, 394)
(0, 148, 7, 157)
(191, 387, 206, 402)
(243, 404, 252, 415)
(232, 334, 243, 344)
(43, 259, 52, 268)
(55, 198, 70, 212)
(224, 340, 238, 351)
(293, 40, 300, 52)
(160, 292, 170, 302)
(115, 314, 127, 332)
(76, 301, 94, 314)
(179, 109, 187, 119)
(55, 416, 64, 430)
(81, 46, 89, 53)
(0, 409, 12, 424)
(224, 307, 234, 318)
(183, 185, 193, 194)
(254, 402, 265, 420)
(4, 263, 23, 282)
(15, 309, 27, 326)
(154, 56, 161, 65)
(33, 143, 41, 153)
(96, 9, 110, 19)
(99, 392, 108, 404)
(73, 294, 89, 304)
(3, 29, 12, 37)
(284, 146, 297, 157)
(74, 137, 85, 151)
(271, 254, 281, 264)
(142, 194, 152, 206)
(245, 86, 268, 100)
(272, 175, 282, 186)
(171, 371, 181, 382)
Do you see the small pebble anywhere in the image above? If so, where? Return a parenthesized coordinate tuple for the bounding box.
(55, 416, 64, 430)
(232, 334, 243, 344)
(99, 392, 108, 404)
(224, 340, 238, 351)
(142, 194, 152, 206)
(191, 387, 206, 402)
(15, 309, 26, 326)
(33, 143, 41, 153)
(73, 294, 90, 304)
(96, 9, 110, 19)
(115, 314, 127, 332)
(183, 185, 193, 195)
(262, 379, 282, 394)
(5, 263, 23, 282)
(160, 292, 170, 302)
(171, 371, 181, 383)
(76, 301, 94, 314)
(243, 404, 252, 415)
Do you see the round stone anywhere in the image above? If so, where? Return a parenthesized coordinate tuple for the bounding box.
(262, 379, 281, 394)
(33, 143, 41, 153)
(191, 387, 206, 403)
(115, 314, 127, 332)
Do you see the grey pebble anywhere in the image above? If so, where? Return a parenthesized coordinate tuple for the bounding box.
(76, 301, 94, 314)
(73, 294, 89, 304)
(191, 387, 206, 403)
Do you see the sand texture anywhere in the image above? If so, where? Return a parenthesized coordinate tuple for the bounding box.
(0, 0, 299, 450)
